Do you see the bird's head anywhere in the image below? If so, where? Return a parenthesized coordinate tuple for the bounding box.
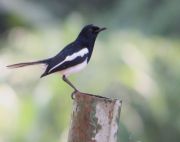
(77, 24, 106, 44)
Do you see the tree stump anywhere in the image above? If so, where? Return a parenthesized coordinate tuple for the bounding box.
(68, 91, 122, 142)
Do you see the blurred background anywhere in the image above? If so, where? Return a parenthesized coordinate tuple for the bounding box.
(0, 0, 180, 142)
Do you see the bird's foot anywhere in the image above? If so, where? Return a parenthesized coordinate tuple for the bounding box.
(71, 89, 79, 99)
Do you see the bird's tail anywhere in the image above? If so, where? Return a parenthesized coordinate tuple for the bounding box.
(7, 59, 50, 69)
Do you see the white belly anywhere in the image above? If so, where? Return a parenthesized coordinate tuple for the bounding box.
(60, 59, 87, 76)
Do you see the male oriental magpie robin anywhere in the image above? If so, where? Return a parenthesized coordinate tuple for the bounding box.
(7, 24, 106, 92)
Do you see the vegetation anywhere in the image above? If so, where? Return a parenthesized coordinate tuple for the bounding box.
(0, 0, 180, 142)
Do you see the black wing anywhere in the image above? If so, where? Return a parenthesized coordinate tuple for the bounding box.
(40, 42, 88, 77)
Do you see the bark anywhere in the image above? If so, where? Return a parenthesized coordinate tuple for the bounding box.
(68, 91, 122, 142)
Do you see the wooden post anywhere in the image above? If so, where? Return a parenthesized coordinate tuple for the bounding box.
(68, 91, 122, 142)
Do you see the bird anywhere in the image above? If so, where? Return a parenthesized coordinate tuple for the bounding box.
(7, 24, 106, 93)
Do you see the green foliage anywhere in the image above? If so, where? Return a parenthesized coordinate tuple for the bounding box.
(0, 0, 180, 142)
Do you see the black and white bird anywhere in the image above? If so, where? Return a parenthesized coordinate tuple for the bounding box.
(7, 24, 106, 92)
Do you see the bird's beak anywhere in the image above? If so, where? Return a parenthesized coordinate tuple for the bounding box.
(96, 27, 107, 33)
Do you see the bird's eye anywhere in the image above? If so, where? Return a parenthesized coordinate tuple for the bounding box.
(89, 28, 93, 32)
(93, 27, 99, 32)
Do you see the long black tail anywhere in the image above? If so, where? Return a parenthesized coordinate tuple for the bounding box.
(7, 59, 50, 69)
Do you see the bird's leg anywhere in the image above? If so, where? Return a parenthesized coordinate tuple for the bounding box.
(62, 75, 78, 92)
(62, 75, 78, 99)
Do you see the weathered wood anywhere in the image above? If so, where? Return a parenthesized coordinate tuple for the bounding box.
(68, 91, 122, 142)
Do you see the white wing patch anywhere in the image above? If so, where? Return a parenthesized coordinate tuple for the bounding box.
(49, 48, 89, 73)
